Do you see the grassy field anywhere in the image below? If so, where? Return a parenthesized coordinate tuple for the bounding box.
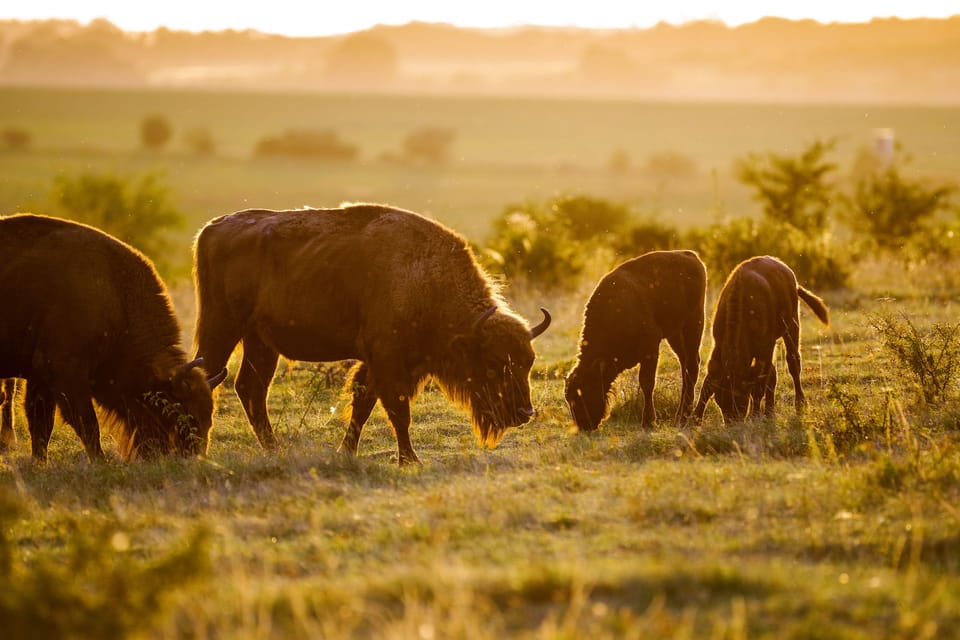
(2, 88, 960, 638)
(3, 259, 960, 638)
(3, 87, 960, 244)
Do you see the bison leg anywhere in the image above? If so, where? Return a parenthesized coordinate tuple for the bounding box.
(0, 379, 16, 453)
(24, 382, 57, 463)
(637, 347, 660, 427)
(667, 332, 701, 426)
(783, 320, 805, 412)
(761, 359, 778, 417)
(55, 390, 104, 461)
(338, 363, 377, 457)
(235, 334, 280, 450)
(381, 395, 419, 465)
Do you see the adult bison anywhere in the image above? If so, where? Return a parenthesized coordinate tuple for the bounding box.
(1, 378, 17, 452)
(565, 250, 706, 431)
(0, 214, 226, 462)
(693, 255, 829, 424)
(192, 204, 551, 464)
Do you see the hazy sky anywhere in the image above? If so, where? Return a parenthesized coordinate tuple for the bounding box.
(2, 1, 958, 36)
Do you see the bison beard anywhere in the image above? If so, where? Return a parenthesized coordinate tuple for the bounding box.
(565, 250, 707, 431)
(0, 214, 226, 462)
(192, 204, 551, 464)
(693, 255, 830, 424)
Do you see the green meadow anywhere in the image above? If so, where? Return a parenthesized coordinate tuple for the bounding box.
(2, 87, 960, 638)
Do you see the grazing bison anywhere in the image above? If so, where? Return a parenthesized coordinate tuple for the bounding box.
(1, 378, 17, 452)
(0, 214, 226, 462)
(192, 204, 551, 464)
(693, 255, 829, 424)
(565, 250, 707, 431)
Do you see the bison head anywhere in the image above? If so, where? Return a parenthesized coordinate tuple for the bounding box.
(117, 358, 227, 459)
(447, 306, 550, 448)
(563, 360, 612, 432)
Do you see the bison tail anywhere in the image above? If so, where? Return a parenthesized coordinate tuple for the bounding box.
(797, 286, 829, 326)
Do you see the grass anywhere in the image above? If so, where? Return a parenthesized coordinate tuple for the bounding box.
(4, 264, 960, 639)
(3, 87, 960, 637)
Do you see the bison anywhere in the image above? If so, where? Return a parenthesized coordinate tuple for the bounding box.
(693, 255, 829, 424)
(1, 378, 17, 452)
(565, 250, 707, 431)
(0, 214, 226, 462)
(192, 204, 551, 464)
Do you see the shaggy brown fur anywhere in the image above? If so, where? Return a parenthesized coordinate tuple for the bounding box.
(693, 255, 829, 424)
(192, 204, 551, 464)
(0, 378, 17, 452)
(0, 214, 225, 462)
(565, 250, 707, 430)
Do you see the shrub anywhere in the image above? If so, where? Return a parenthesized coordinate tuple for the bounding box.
(844, 161, 956, 250)
(184, 127, 216, 156)
(870, 314, 960, 406)
(0, 488, 211, 640)
(642, 151, 698, 180)
(548, 194, 631, 243)
(50, 170, 186, 276)
(254, 129, 358, 161)
(140, 114, 172, 151)
(686, 217, 850, 290)
(736, 138, 838, 235)
(483, 202, 585, 290)
(612, 217, 683, 258)
(1, 126, 31, 150)
(402, 127, 455, 165)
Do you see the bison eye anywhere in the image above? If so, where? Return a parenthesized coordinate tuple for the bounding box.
(486, 369, 497, 380)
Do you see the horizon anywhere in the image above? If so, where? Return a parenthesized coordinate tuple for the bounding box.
(1, 2, 959, 38)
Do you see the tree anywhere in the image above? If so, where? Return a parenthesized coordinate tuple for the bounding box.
(324, 33, 397, 86)
(140, 115, 172, 151)
(736, 138, 838, 235)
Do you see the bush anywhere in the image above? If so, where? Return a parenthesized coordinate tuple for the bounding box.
(2, 126, 31, 150)
(548, 194, 631, 243)
(402, 127, 455, 165)
(642, 151, 698, 180)
(612, 217, 683, 258)
(254, 129, 358, 161)
(844, 162, 956, 250)
(871, 313, 960, 406)
(0, 488, 211, 640)
(687, 217, 851, 290)
(736, 138, 838, 235)
(184, 127, 216, 156)
(483, 202, 586, 290)
(50, 170, 186, 276)
(140, 114, 172, 151)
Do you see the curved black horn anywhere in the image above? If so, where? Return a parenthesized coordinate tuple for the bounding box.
(178, 357, 205, 375)
(530, 307, 551, 339)
(207, 368, 228, 390)
(472, 306, 497, 335)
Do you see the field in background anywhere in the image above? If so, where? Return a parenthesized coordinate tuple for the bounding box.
(2, 87, 960, 637)
(3, 87, 960, 245)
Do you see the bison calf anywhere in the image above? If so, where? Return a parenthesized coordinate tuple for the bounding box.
(192, 204, 550, 464)
(0, 214, 226, 462)
(693, 255, 829, 424)
(565, 250, 707, 430)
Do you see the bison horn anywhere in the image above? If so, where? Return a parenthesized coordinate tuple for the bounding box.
(178, 357, 205, 375)
(207, 368, 228, 390)
(530, 307, 551, 339)
(472, 306, 497, 335)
